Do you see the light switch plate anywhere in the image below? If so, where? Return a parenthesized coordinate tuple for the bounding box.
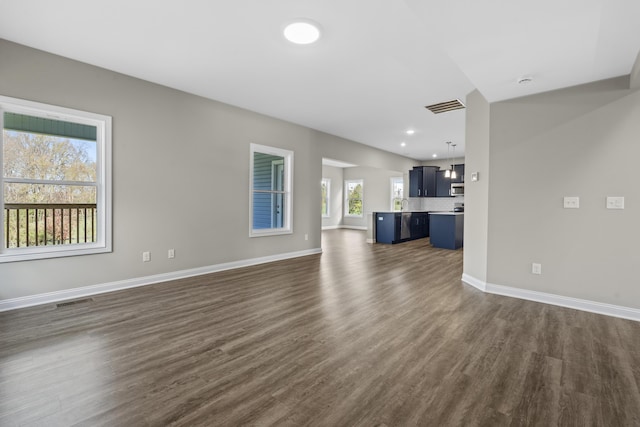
(471, 172, 479, 182)
(563, 196, 579, 209)
(606, 196, 624, 209)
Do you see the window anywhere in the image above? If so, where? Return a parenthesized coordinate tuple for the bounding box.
(250, 143, 293, 236)
(344, 179, 363, 217)
(1, 96, 112, 263)
(321, 178, 330, 217)
(391, 177, 404, 211)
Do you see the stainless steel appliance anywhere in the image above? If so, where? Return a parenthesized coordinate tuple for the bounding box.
(451, 183, 464, 196)
(400, 212, 412, 240)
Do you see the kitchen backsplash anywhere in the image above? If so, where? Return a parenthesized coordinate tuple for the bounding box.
(406, 198, 423, 211)
(407, 197, 464, 212)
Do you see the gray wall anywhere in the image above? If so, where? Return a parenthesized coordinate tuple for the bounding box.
(467, 76, 640, 309)
(0, 39, 417, 301)
(631, 51, 640, 90)
(321, 165, 343, 229)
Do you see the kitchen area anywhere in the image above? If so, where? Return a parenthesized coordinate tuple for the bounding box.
(374, 164, 465, 250)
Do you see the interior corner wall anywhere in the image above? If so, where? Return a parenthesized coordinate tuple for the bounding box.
(322, 165, 343, 228)
(486, 76, 640, 309)
(630, 50, 640, 90)
(313, 132, 417, 174)
(462, 90, 490, 284)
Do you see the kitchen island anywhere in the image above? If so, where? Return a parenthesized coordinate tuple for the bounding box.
(429, 212, 464, 250)
(374, 211, 429, 244)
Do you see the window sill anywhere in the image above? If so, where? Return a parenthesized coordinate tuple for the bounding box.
(250, 228, 293, 238)
(0, 244, 111, 263)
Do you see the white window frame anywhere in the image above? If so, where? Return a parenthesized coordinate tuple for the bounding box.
(0, 95, 112, 263)
(390, 176, 404, 211)
(249, 143, 293, 237)
(344, 179, 364, 218)
(321, 178, 330, 218)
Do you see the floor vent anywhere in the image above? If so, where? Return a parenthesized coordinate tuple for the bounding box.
(425, 99, 466, 114)
(56, 298, 93, 308)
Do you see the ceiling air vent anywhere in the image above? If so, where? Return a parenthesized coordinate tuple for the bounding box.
(425, 99, 466, 114)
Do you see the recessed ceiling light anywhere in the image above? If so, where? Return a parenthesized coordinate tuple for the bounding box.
(400, 142, 406, 147)
(284, 21, 321, 45)
(406, 129, 415, 135)
(432, 154, 437, 158)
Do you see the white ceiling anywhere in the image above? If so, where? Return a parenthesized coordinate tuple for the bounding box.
(1, 0, 639, 161)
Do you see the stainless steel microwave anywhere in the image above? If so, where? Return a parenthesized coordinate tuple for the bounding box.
(451, 183, 464, 196)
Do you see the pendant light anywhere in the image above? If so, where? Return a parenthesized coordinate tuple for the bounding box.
(444, 141, 451, 178)
(450, 143, 457, 180)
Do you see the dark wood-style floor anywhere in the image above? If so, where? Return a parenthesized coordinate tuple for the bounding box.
(1, 229, 639, 426)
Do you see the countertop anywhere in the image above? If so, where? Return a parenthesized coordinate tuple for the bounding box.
(374, 211, 430, 214)
(429, 211, 465, 216)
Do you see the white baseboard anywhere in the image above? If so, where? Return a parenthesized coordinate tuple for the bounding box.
(461, 274, 640, 322)
(321, 226, 371, 241)
(321, 225, 340, 230)
(322, 225, 367, 231)
(461, 274, 487, 292)
(0, 248, 323, 312)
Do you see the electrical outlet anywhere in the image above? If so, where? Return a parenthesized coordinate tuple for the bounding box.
(142, 251, 150, 262)
(168, 249, 175, 259)
(563, 196, 579, 209)
(606, 196, 624, 209)
(304, 234, 308, 241)
(532, 263, 542, 275)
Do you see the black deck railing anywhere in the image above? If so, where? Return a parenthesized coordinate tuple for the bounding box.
(4, 203, 97, 248)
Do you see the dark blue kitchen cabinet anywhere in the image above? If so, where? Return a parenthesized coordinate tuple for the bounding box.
(452, 164, 465, 183)
(436, 164, 465, 197)
(408, 166, 439, 197)
(375, 212, 429, 244)
(410, 212, 429, 238)
(409, 169, 422, 198)
(429, 213, 464, 249)
(375, 213, 401, 244)
(436, 170, 451, 197)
